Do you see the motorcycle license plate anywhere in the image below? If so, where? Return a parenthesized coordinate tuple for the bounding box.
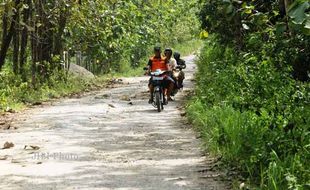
(153, 76, 164, 80)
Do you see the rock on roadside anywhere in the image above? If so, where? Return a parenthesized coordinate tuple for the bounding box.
(69, 63, 95, 79)
(2, 142, 14, 149)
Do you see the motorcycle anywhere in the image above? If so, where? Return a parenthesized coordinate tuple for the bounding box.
(144, 68, 167, 112)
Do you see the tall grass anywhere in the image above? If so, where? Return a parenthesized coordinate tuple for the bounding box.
(172, 39, 203, 56)
(0, 69, 107, 112)
(187, 37, 310, 189)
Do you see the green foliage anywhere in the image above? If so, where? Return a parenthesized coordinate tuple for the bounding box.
(288, 0, 310, 30)
(0, 0, 200, 111)
(67, 0, 200, 73)
(172, 39, 203, 56)
(193, 1, 310, 188)
(198, 0, 310, 80)
(0, 67, 106, 112)
(188, 37, 310, 189)
(0, 35, 202, 112)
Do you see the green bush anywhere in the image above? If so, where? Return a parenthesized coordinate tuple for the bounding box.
(187, 38, 310, 189)
(0, 68, 104, 112)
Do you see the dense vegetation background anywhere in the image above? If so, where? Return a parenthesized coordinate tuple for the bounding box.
(188, 0, 309, 189)
(0, 0, 199, 111)
(1, 0, 309, 189)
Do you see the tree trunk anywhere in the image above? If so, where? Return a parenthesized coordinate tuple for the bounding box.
(234, 12, 244, 50)
(20, 0, 32, 79)
(13, 9, 20, 74)
(31, 1, 37, 87)
(0, 0, 21, 71)
(283, 0, 292, 32)
(284, 0, 291, 12)
(36, 0, 55, 80)
(2, 3, 9, 44)
(53, 7, 69, 57)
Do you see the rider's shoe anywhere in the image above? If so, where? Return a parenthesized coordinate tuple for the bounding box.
(163, 98, 168, 105)
(148, 98, 153, 104)
(171, 89, 177, 96)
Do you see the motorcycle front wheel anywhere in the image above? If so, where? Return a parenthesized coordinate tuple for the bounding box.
(155, 91, 162, 112)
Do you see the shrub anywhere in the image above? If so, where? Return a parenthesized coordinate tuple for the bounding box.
(187, 38, 310, 189)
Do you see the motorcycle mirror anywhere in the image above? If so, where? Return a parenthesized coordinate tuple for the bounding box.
(143, 67, 149, 71)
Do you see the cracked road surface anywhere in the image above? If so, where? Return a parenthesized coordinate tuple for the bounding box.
(0, 55, 229, 190)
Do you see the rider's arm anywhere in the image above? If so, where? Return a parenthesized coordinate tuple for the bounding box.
(179, 59, 186, 69)
(145, 59, 152, 74)
(167, 59, 176, 71)
(148, 59, 152, 69)
(171, 59, 177, 70)
(165, 59, 171, 71)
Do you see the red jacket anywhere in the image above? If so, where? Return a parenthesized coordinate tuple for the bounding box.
(149, 56, 167, 72)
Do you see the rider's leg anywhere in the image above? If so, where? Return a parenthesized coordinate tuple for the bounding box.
(166, 81, 174, 101)
(178, 71, 185, 88)
(148, 83, 154, 104)
(172, 76, 178, 95)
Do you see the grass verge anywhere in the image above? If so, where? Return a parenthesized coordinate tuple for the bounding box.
(186, 38, 310, 189)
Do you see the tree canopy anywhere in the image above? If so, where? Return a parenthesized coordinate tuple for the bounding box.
(0, 0, 199, 80)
